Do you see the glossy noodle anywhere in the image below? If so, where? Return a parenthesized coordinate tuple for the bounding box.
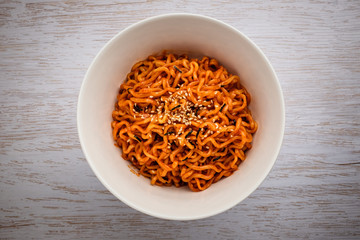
(111, 53, 257, 191)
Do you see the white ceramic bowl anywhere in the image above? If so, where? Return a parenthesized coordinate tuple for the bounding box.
(77, 13, 285, 220)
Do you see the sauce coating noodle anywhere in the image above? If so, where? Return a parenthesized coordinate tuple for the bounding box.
(111, 53, 257, 191)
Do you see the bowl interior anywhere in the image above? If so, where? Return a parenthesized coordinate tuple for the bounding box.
(78, 14, 284, 220)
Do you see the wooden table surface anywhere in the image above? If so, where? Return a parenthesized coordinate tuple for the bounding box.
(1, 0, 359, 239)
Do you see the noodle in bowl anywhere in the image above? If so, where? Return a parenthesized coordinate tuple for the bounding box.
(77, 14, 285, 220)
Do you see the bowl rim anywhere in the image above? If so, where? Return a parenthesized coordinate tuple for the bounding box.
(77, 13, 285, 220)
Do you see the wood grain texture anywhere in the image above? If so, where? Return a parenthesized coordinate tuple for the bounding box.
(0, 0, 359, 239)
